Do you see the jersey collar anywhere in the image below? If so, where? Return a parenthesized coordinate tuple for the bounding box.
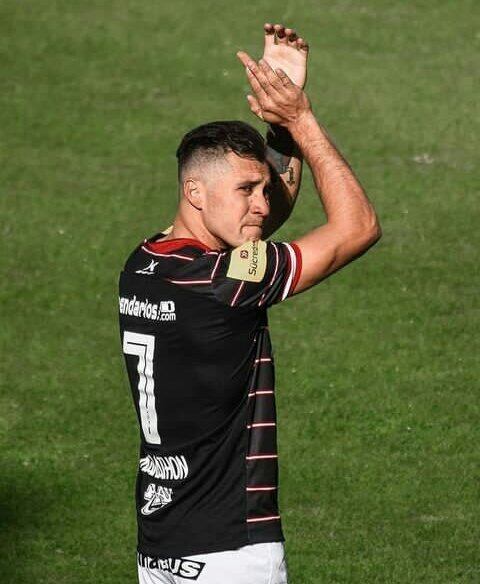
(144, 231, 213, 254)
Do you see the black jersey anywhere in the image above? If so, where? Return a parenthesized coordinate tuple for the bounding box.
(118, 229, 302, 557)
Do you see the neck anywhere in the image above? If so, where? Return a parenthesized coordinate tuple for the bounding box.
(163, 205, 228, 250)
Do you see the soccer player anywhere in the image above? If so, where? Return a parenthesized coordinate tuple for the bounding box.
(118, 23, 381, 584)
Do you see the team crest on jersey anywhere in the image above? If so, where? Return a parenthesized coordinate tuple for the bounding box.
(141, 484, 173, 515)
(226, 240, 267, 282)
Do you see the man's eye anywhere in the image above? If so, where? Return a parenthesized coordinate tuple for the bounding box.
(241, 186, 253, 192)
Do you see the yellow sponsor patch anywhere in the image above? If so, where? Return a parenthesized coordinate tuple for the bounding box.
(226, 240, 267, 282)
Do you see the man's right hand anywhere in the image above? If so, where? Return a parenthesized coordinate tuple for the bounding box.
(236, 52, 312, 128)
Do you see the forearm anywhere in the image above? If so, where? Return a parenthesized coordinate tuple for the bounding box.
(287, 110, 379, 235)
(266, 124, 303, 203)
(262, 125, 303, 238)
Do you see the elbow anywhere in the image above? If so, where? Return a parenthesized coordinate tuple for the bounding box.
(352, 213, 382, 249)
(367, 217, 382, 245)
(331, 210, 382, 254)
(359, 204, 382, 243)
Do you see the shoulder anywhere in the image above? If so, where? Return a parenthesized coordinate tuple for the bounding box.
(212, 239, 302, 309)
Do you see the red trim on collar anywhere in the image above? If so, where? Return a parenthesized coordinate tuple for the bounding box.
(145, 237, 212, 254)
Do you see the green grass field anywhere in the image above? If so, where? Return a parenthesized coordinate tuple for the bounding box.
(1, 1, 478, 582)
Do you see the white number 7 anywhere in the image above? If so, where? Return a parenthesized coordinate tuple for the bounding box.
(123, 331, 161, 444)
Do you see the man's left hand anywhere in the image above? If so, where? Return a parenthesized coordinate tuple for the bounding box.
(260, 23, 309, 89)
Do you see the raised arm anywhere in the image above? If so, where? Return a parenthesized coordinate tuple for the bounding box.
(235, 52, 381, 295)
(238, 23, 309, 238)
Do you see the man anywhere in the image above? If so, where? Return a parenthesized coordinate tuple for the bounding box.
(118, 23, 381, 584)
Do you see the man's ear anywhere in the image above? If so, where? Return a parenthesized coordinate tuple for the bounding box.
(183, 178, 205, 210)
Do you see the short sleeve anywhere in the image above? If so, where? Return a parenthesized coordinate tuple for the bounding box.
(211, 239, 302, 309)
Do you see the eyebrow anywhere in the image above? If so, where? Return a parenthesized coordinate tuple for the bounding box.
(236, 179, 272, 188)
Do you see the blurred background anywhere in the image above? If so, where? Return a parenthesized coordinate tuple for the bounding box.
(1, 1, 478, 582)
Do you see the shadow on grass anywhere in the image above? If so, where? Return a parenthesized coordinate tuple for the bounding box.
(0, 468, 58, 582)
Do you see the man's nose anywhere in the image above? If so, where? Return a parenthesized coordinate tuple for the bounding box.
(250, 191, 270, 217)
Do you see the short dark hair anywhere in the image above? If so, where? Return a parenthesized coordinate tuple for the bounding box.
(175, 121, 266, 181)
